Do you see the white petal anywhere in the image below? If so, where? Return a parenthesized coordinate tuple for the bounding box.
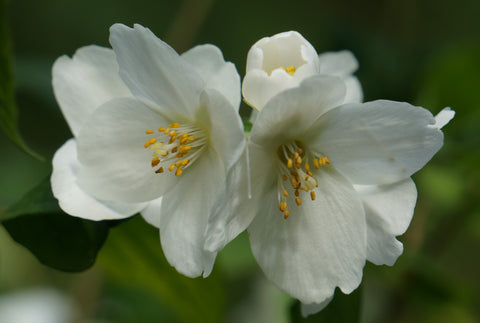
(159, 148, 220, 278)
(197, 89, 245, 172)
(203, 146, 262, 252)
(306, 100, 444, 185)
(318, 50, 359, 76)
(51, 139, 145, 220)
(355, 179, 417, 265)
(140, 197, 163, 228)
(248, 167, 366, 304)
(250, 75, 346, 148)
(301, 296, 333, 317)
(343, 76, 363, 103)
(109, 23, 203, 117)
(434, 107, 455, 129)
(77, 98, 178, 202)
(52, 45, 132, 136)
(181, 44, 241, 109)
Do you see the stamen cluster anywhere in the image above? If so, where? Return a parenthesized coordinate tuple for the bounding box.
(143, 122, 206, 177)
(277, 142, 330, 219)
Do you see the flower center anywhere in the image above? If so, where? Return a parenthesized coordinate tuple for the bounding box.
(143, 122, 207, 176)
(276, 141, 330, 219)
(270, 65, 296, 76)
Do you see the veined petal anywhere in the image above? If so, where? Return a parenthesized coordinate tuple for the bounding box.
(355, 178, 417, 265)
(51, 139, 145, 220)
(197, 89, 245, 173)
(52, 45, 132, 136)
(109, 23, 204, 117)
(181, 44, 241, 110)
(250, 75, 346, 149)
(248, 167, 366, 304)
(305, 100, 444, 185)
(301, 296, 333, 317)
(159, 148, 221, 278)
(77, 98, 178, 203)
(204, 144, 272, 252)
(140, 196, 163, 228)
(318, 50, 359, 76)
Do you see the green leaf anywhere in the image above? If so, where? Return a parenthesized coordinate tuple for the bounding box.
(1, 177, 109, 271)
(0, 0, 42, 160)
(290, 286, 362, 323)
(98, 216, 226, 323)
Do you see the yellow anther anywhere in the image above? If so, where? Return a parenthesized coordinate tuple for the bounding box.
(180, 145, 192, 153)
(181, 159, 189, 166)
(145, 130, 154, 134)
(180, 138, 188, 145)
(169, 130, 177, 137)
(295, 197, 302, 206)
(325, 156, 331, 164)
(310, 191, 316, 201)
(158, 127, 165, 132)
(282, 174, 288, 181)
(151, 157, 160, 167)
(296, 148, 303, 154)
(305, 163, 310, 172)
(187, 136, 195, 142)
(144, 138, 157, 148)
(175, 168, 183, 176)
(287, 158, 293, 168)
(285, 65, 296, 76)
(168, 164, 176, 172)
(164, 128, 170, 134)
(296, 156, 302, 165)
(294, 152, 299, 160)
(169, 122, 180, 128)
(307, 170, 313, 177)
(175, 161, 182, 167)
(279, 201, 287, 212)
(155, 167, 164, 174)
(283, 189, 289, 197)
(171, 147, 178, 153)
(176, 153, 185, 158)
(313, 158, 320, 169)
(295, 190, 300, 197)
(319, 157, 326, 167)
(160, 151, 168, 157)
(290, 176, 298, 189)
(284, 210, 290, 219)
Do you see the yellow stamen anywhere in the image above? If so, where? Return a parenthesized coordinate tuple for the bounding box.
(285, 65, 296, 76)
(158, 126, 165, 132)
(295, 197, 302, 206)
(284, 210, 290, 219)
(171, 147, 178, 153)
(175, 168, 183, 176)
(151, 157, 160, 167)
(283, 189, 289, 197)
(145, 130, 154, 134)
(279, 201, 287, 212)
(155, 167, 164, 174)
(169, 122, 180, 128)
(290, 176, 298, 189)
(168, 164, 176, 172)
(310, 191, 316, 201)
(164, 128, 170, 134)
(181, 159, 189, 166)
(282, 174, 288, 181)
(295, 190, 300, 197)
(287, 158, 293, 168)
(313, 158, 320, 169)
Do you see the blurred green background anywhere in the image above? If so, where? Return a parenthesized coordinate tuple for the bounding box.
(1, 0, 479, 322)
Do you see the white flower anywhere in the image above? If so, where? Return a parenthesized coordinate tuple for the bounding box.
(229, 75, 453, 313)
(51, 23, 245, 278)
(242, 31, 363, 111)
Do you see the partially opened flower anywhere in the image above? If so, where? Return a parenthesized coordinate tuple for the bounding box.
(242, 31, 363, 111)
(231, 75, 454, 314)
(51, 23, 245, 277)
